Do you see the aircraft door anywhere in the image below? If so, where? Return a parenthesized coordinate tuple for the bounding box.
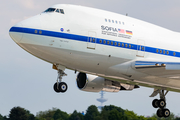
(87, 31, 96, 49)
(136, 40, 145, 57)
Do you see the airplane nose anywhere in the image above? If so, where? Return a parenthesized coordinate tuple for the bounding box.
(9, 15, 42, 44)
(9, 23, 24, 43)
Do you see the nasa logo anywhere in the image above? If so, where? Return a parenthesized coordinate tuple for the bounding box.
(60, 28, 64, 32)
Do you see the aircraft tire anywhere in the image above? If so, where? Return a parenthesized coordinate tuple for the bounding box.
(58, 82, 68, 93)
(53, 82, 61, 93)
(152, 99, 159, 108)
(156, 109, 163, 118)
(158, 99, 166, 108)
(162, 109, 170, 118)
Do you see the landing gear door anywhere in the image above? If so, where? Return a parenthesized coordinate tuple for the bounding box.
(136, 40, 145, 57)
(87, 31, 96, 49)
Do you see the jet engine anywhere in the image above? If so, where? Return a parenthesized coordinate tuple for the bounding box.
(76, 72, 139, 92)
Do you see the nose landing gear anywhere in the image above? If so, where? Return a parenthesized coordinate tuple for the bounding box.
(53, 64, 68, 93)
(151, 89, 170, 118)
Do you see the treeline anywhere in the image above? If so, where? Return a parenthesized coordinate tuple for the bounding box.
(0, 105, 180, 120)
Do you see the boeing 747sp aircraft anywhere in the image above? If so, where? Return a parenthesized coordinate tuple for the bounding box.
(9, 4, 180, 118)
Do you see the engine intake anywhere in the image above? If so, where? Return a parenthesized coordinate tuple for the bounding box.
(77, 72, 87, 89)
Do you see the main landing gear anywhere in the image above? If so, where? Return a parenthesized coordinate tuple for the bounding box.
(53, 65, 68, 93)
(151, 89, 170, 118)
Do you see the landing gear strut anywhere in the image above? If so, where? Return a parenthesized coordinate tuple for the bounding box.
(53, 66, 68, 93)
(151, 89, 170, 118)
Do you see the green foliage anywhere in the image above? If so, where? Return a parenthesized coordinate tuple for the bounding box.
(102, 105, 124, 114)
(36, 108, 57, 120)
(8, 106, 35, 120)
(3, 105, 180, 120)
(69, 110, 84, 120)
(108, 109, 123, 120)
(0, 114, 4, 120)
(175, 117, 180, 120)
(100, 105, 125, 120)
(84, 105, 99, 120)
(53, 109, 69, 120)
(36, 108, 69, 120)
(124, 110, 139, 120)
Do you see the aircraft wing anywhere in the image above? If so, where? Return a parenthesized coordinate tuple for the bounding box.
(132, 61, 180, 77)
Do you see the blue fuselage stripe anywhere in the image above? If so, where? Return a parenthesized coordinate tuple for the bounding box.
(9, 27, 180, 58)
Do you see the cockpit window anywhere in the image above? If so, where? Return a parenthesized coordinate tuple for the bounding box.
(56, 9, 60, 13)
(44, 8, 65, 14)
(60, 9, 64, 14)
(44, 8, 56, 12)
(55, 9, 64, 14)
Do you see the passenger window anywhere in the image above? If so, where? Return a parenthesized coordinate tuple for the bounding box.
(35, 30, 38, 33)
(129, 45, 131, 48)
(105, 19, 107, 22)
(115, 21, 118, 24)
(167, 51, 169, 54)
(112, 20, 114, 23)
(122, 43, 124, 47)
(156, 49, 159, 53)
(163, 50, 165, 54)
(109, 19, 111, 22)
(115, 42, 117, 46)
(100, 40, 102, 43)
(173, 52, 176, 56)
(125, 44, 127, 47)
(107, 41, 110, 44)
(142, 46, 144, 50)
(103, 40, 106, 44)
(118, 43, 120, 46)
(160, 50, 162, 53)
(111, 41, 113, 45)
(39, 31, 42, 34)
(119, 21, 121, 24)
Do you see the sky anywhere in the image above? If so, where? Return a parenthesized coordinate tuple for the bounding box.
(1, 0, 180, 117)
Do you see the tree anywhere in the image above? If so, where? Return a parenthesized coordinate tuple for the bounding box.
(53, 109, 69, 120)
(0, 114, 4, 120)
(100, 105, 125, 120)
(124, 110, 139, 120)
(36, 108, 69, 120)
(69, 110, 84, 120)
(36, 108, 58, 120)
(9, 106, 35, 120)
(102, 105, 124, 114)
(84, 105, 99, 120)
(108, 109, 123, 120)
(175, 117, 180, 120)
(147, 117, 158, 120)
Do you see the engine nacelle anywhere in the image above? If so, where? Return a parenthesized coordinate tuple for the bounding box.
(76, 73, 139, 92)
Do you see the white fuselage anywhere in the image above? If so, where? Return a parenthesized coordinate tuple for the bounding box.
(9, 4, 180, 92)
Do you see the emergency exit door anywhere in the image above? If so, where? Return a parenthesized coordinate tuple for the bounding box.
(87, 31, 96, 49)
(136, 40, 145, 57)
